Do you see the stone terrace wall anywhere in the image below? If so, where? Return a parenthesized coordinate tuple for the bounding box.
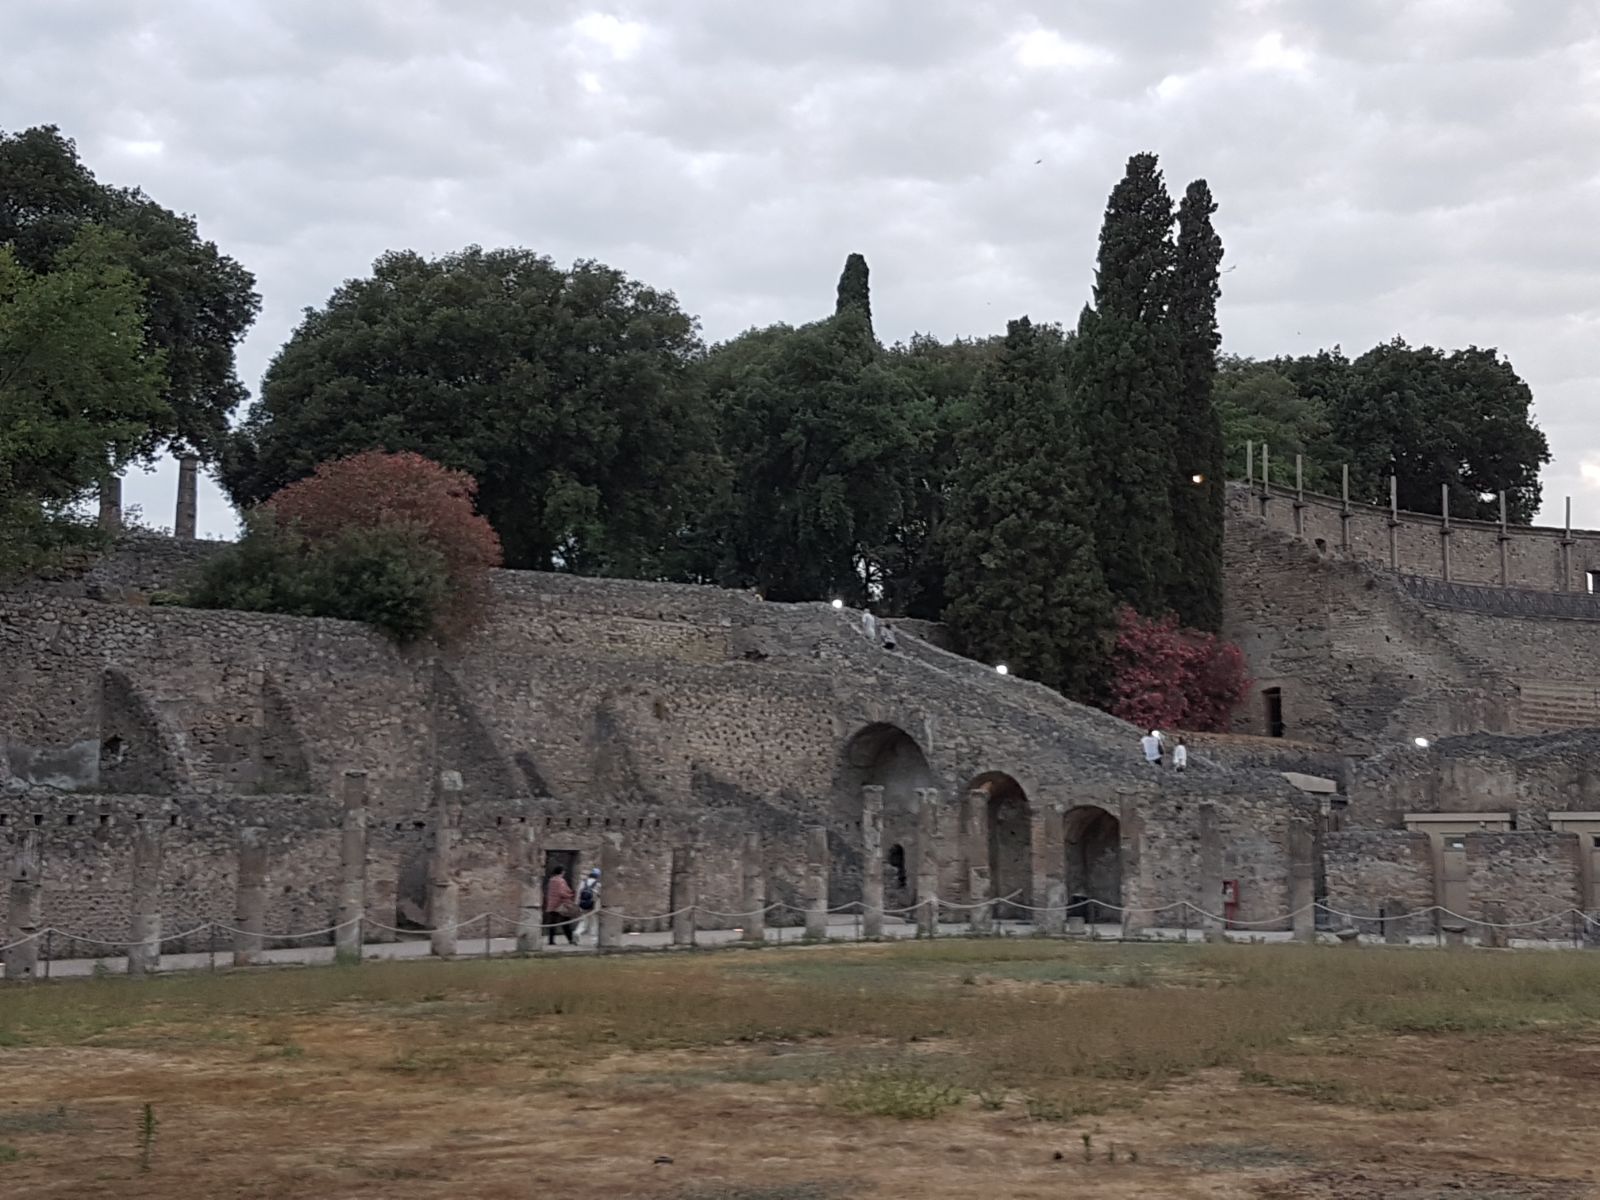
(1465, 831, 1582, 928)
(1323, 830, 1434, 937)
(1235, 481, 1600, 591)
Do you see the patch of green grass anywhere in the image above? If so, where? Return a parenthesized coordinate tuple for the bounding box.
(826, 1067, 964, 1119)
(1240, 1069, 1441, 1112)
(0, 1105, 74, 1135)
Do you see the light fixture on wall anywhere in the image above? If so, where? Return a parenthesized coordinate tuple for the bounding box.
(831, 598, 844, 609)
(1413, 736, 1430, 749)
(1190, 473, 1205, 484)
(995, 664, 1009, 675)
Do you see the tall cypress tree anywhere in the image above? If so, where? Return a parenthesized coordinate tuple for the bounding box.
(1168, 179, 1226, 630)
(942, 317, 1112, 702)
(835, 252, 872, 334)
(1070, 152, 1180, 616)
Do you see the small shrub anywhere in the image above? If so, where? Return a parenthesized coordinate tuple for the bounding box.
(1106, 606, 1249, 732)
(0, 1144, 20, 1164)
(827, 1067, 964, 1119)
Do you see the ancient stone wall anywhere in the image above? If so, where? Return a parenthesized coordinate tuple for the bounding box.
(1322, 830, 1434, 938)
(1465, 831, 1583, 929)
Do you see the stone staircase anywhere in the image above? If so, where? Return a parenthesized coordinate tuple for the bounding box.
(1515, 682, 1600, 733)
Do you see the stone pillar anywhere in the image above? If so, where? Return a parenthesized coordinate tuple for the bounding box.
(597, 833, 624, 949)
(1440, 484, 1452, 582)
(1119, 793, 1145, 939)
(1383, 899, 1408, 945)
(740, 832, 766, 945)
(804, 826, 829, 941)
(233, 826, 268, 967)
(1292, 454, 1306, 537)
(128, 817, 163, 977)
(1497, 491, 1510, 587)
(174, 455, 199, 540)
(516, 820, 544, 954)
(1288, 818, 1315, 944)
(914, 788, 940, 937)
(4, 831, 42, 982)
(1387, 475, 1400, 570)
(336, 770, 368, 962)
(1560, 497, 1574, 592)
(670, 844, 697, 947)
(963, 789, 993, 934)
(860, 785, 884, 938)
(1481, 902, 1509, 949)
(1197, 803, 1225, 943)
(1031, 806, 1067, 935)
(1339, 464, 1352, 552)
(427, 800, 458, 958)
(97, 474, 122, 532)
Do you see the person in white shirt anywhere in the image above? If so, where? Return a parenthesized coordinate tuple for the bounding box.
(1173, 740, 1188, 772)
(1140, 730, 1162, 766)
(575, 868, 602, 942)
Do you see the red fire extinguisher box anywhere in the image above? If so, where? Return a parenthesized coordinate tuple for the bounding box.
(1222, 880, 1240, 929)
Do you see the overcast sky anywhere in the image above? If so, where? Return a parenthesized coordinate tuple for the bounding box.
(6, 0, 1599, 536)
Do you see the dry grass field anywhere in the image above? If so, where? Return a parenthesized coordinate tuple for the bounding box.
(3, 940, 1600, 1198)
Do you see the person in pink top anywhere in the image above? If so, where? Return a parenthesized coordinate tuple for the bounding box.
(543, 865, 578, 945)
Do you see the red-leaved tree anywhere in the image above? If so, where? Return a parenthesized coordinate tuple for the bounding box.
(1106, 606, 1250, 733)
(269, 451, 503, 636)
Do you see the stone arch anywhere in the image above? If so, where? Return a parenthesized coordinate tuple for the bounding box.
(834, 722, 935, 912)
(964, 772, 1032, 920)
(1063, 804, 1122, 920)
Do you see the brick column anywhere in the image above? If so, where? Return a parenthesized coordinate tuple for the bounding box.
(336, 770, 368, 962)
(804, 826, 829, 940)
(861, 785, 884, 938)
(4, 831, 42, 982)
(174, 455, 199, 540)
(233, 826, 268, 967)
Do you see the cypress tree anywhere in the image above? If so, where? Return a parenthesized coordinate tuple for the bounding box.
(942, 317, 1112, 702)
(1070, 152, 1180, 616)
(1168, 179, 1226, 630)
(834, 252, 872, 334)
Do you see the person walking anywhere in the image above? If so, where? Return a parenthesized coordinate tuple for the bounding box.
(1173, 739, 1188, 772)
(575, 868, 602, 943)
(1140, 730, 1163, 767)
(543, 865, 578, 946)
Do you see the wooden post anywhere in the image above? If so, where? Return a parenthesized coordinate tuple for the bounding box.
(597, 833, 623, 949)
(4, 831, 42, 982)
(516, 819, 543, 954)
(914, 788, 939, 937)
(1197, 804, 1225, 944)
(1440, 484, 1452, 582)
(740, 832, 766, 945)
(804, 826, 829, 940)
(1340, 464, 1352, 551)
(174, 455, 199, 540)
(335, 770, 368, 962)
(670, 844, 697, 947)
(1387, 475, 1400, 570)
(1245, 439, 1255, 486)
(964, 789, 993, 934)
(128, 817, 163, 977)
(233, 826, 268, 967)
(427, 796, 458, 958)
(1560, 497, 1574, 591)
(1259, 444, 1271, 515)
(1293, 454, 1306, 537)
(97, 474, 122, 531)
(1289, 819, 1315, 944)
(861, 785, 885, 938)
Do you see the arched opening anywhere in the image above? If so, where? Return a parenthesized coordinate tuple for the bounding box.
(966, 772, 1032, 921)
(1064, 805, 1122, 921)
(834, 722, 935, 914)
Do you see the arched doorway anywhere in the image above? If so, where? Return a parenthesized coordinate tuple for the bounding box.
(1064, 805, 1122, 921)
(835, 722, 935, 914)
(965, 773, 1032, 921)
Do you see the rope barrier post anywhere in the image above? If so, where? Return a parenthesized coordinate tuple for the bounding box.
(739, 832, 766, 945)
(208, 923, 217, 972)
(484, 913, 493, 960)
(1180, 903, 1190, 944)
(128, 815, 163, 979)
(861, 785, 885, 939)
(44, 931, 52, 980)
(804, 827, 829, 941)
(235, 825, 269, 967)
(669, 844, 697, 948)
(1574, 910, 1582, 950)
(4, 829, 42, 983)
(428, 784, 460, 959)
(336, 770, 369, 965)
(597, 832, 624, 951)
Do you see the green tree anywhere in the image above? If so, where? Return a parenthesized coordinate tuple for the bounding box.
(1070, 152, 1180, 615)
(0, 125, 259, 461)
(704, 314, 917, 602)
(1215, 356, 1342, 492)
(834, 252, 872, 333)
(942, 317, 1112, 701)
(0, 233, 167, 574)
(220, 246, 713, 573)
(1168, 179, 1226, 630)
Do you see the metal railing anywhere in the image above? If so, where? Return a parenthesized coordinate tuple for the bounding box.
(1396, 574, 1600, 622)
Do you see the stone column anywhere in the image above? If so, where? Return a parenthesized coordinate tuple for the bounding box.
(963, 789, 993, 934)
(670, 843, 697, 947)
(1439, 484, 1452, 581)
(233, 826, 268, 967)
(427, 800, 458, 958)
(174, 455, 199, 540)
(1497, 491, 1510, 587)
(1038, 806, 1067, 935)
(914, 788, 940, 937)
(860, 785, 884, 938)
(1288, 818, 1315, 944)
(4, 831, 42, 982)
(1118, 792, 1146, 939)
(1481, 902, 1509, 949)
(128, 817, 163, 977)
(335, 770, 368, 962)
(804, 826, 829, 941)
(97, 474, 122, 532)
(1197, 803, 1225, 943)
(516, 820, 544, 954)
(739, 832, 766, 944)
(597, 833, 624, 950)
(1387, 475, 1400, 570)
(1339, 464, 1352, 552)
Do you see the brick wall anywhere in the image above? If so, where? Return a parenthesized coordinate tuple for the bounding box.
(1465, 831, 1582, 929)
(1323, 830, 1434, 937)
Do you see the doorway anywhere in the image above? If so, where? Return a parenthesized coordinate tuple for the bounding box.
(1263, 687, 1285, 738)
(543, 848, 580, 894)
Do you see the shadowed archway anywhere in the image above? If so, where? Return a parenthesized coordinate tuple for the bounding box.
(1064, 805, 1122, 920)
(834, 722, 935, 913)
(965, 772, 1032, 921)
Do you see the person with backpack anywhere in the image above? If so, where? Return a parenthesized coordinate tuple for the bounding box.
(543, 865, 578, 946)
(575, 868, 602, 943)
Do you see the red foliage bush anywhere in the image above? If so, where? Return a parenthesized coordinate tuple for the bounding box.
(1106, 606, 1250, 733)
(268, 451, 502, 637)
